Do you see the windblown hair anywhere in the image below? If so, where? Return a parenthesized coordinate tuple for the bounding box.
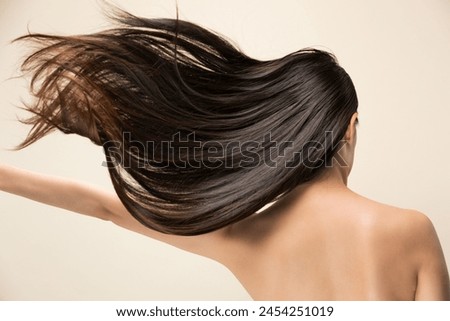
(17, 10, 358, 235)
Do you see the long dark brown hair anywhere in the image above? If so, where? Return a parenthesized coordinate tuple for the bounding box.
(16, 9, 358, 235)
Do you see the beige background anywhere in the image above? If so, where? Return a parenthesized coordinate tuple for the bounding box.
(0, 0, 449, 300)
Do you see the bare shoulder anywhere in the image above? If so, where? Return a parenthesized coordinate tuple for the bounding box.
(399, 209, 450, 300)
(350, 192, 432, 236)
(352, 193, 450, 300)
(375, 206, 439, 259)
(353, 194, 436, 251)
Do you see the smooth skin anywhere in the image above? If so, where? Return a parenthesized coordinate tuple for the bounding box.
(1, 113, 449, 300)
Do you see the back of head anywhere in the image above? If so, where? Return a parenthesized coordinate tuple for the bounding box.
(17, 9, 358, 235)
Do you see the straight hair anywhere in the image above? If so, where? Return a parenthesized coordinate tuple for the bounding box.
(16, 9, 358, 235)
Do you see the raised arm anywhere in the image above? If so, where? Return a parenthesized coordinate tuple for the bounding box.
(0, 164, 115, 221)
(0, 164, 229, 259)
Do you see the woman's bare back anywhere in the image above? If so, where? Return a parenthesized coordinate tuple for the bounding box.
(1, 164, 449, 300)
(218, 183, 450, 300)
